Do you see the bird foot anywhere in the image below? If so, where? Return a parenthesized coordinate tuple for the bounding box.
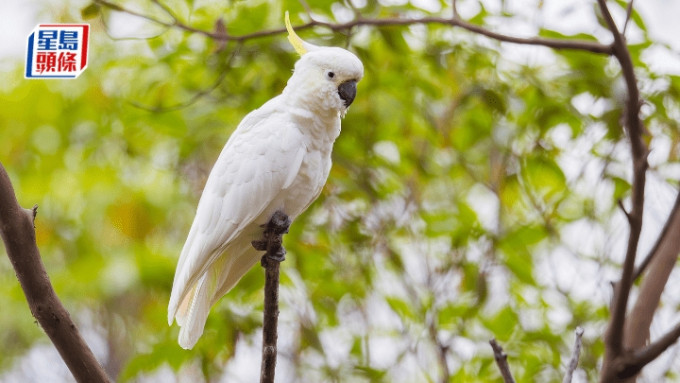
(261, 248, 286, 267)
(253, 211, 291, 267)
(268, 211, 291, 235)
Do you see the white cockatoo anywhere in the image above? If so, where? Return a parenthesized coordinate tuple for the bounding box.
(168, 13, 364, 349)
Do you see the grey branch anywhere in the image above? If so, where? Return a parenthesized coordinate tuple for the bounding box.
(622, 0, 635, 35)
(253, 211, 291, 383)
(563, 327, 585, 383)
(632, 190, 680, 281)
(489, 339, 516, 383)
(92, 0, 613, 55)
(597, 0, 649, 373)
(630, 321, 680, 373)
(623, 189, 680, 359)
(0, 163, 112, 383)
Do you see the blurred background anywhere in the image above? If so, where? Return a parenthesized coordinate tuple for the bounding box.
(1, 0, 680, 381)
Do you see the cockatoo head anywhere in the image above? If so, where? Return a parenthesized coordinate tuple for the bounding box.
(283, 12, 364, 115)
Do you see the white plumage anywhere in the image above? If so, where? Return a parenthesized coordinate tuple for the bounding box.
(168, 14, 364, 349)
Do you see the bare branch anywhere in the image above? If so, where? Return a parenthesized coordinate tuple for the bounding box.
(617, 199, 632, 224)
(252, 211, 291, 383)
(127, 44, 241, 113)
(629, 321, 680, 374)
(563, 327, 585, 383)
(95, 0, 173, 28)
(344, 0, 363, 21)
(450, 18, 611, 54)
(128, 70, 228, 113)
(150, 0, 179, 23)
(93, 0, 613, 54)
(632, 190, 680, 281)
(298, 0, 313, 19)
(0, 163, 112, 383)
(624, 189, 680, 352)
(427, 314, 450, 383)
(597, 0, 649, 365)
(489, 339, 516, 383)
(622, 0, 635, 35)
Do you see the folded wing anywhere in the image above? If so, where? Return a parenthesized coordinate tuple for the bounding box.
(168, 102, 306, 339)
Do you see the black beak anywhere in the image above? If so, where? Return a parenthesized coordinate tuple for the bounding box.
(338, 80, 357, 107)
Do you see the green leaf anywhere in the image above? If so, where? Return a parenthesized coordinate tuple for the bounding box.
(81, 2, 100, 20)
(484, 307, 518, 341)
(521, 155, 567, 202)
(498, 225, 547, 285)
(468, 3, 488, 25)
(504, 247, 537, 285)
(611, 176, 631, 200)
(354, 365, 388, 380)
(386, 296, 416, 320)
(538, 29, 598, 42)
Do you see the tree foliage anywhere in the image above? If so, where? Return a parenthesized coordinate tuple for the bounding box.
(1, 0, 680, 382)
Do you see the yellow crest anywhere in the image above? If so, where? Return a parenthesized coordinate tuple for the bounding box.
(285, 11, 307, 56)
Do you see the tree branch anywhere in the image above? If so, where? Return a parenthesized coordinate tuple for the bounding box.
(622, 0, 635, 35)
(628, 321, 680, 373)
(617, 199, 632, 224)
(0, 163, 112, 383)
(597, 0, 649, 367)
(489, 339, 516, 383)
(127, 44, 241, 113)
(623, 189, 680, 360)
(563, 327, 584, 383)
(252, 211, 291, 383)
(427, 313, 450, 383)
(93, 0, 613, 54)
(632, 190, 680, 281)
(450, 18, 611, 54)
(452, 0, 460, 19)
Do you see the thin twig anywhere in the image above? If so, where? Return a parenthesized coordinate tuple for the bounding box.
(260, 259, 280, 383)
(93, 0, 613, 54)
(628, 321, 680, 376)
(252, 211, 291, 383)
(99, 12, 167, 41)
(617, 199, 632, 224)
(344, 0, 362, 21)
(427, 314, 450, 383)
(95, 0, 173, 27)
(489, 339, 516, 383)
(128, 44, 241, 113)
(298, 0, 313, 19)
(622, 0, 635, 35)
(150, 0, 179, 23)
(597, 0, 648, 360)
(128, 69, 227, 112)
(624, 188, 680, 360)
(632, 190, 680, 281)
(563, 327, 585, 383)
(0, 163, 112, 383)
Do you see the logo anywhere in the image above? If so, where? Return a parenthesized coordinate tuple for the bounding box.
(26, 24, 89, 79)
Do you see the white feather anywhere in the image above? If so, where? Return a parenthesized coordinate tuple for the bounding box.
(168, 104, 306, 323)
(168, 40, 364, 349)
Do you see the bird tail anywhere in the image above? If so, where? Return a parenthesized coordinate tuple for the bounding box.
(176, 274, 212, 349)
(170, 247, 260, 349)
(172, 254, 230, 350)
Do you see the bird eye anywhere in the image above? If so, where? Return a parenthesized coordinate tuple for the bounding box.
(327, 71, 335, 79)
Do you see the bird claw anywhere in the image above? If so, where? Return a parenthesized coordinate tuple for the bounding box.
(257, 211, 291, 234)
(269, 211, 291, 235)
(254, 211, 290, 267)
(272, 247, 286, 261)
(261, 248, 286, 267)
(251, 239, 268, 251)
